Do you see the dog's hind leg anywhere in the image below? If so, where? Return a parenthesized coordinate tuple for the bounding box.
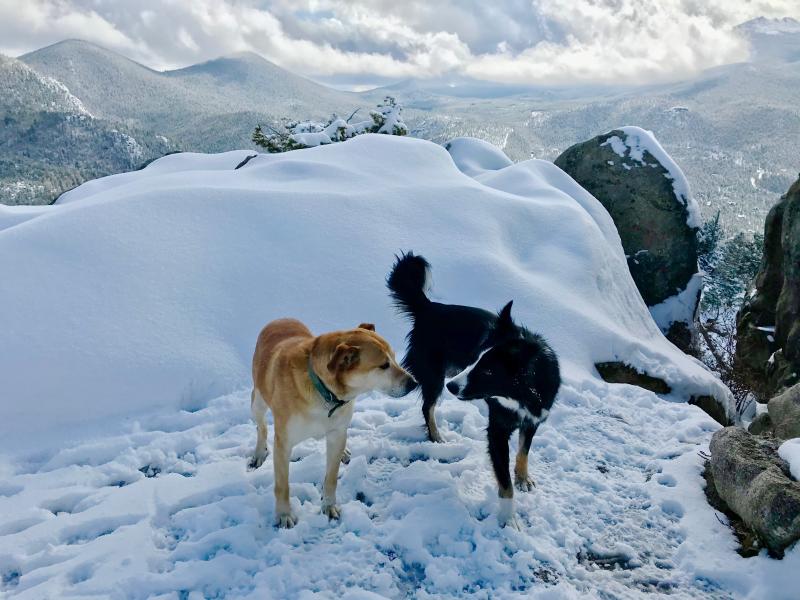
(421, 377, 445, 443)
(249, 389, 270, 470)
(488, 419, 518, 528)
(514, 423, 538, 492)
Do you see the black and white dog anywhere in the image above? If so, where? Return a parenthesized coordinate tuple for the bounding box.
(387, 252, 560, 526)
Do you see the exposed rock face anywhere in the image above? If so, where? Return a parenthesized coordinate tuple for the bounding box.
(769, 383, 800, 440)
(555, 128, 700, 312)
(595, 362, 671, 394)
(736, 176, 800, 397)
(710, 427, 800, 555)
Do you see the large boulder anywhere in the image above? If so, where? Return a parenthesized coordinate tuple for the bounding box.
(555, 127, 701, 346)
(736, 175, 800, 397)
(769, 383, 800, 440)
(710, 427, 800, 555)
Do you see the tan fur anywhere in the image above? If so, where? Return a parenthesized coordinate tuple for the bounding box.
(250, 318, 413, 528)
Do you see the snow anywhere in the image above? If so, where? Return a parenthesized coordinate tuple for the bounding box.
(649, 272, 703, 332)
(779, 438, 800, 480)
(601, 126, 702, 229)
(444, 137, 513, 177)
(0, 204, 51, 231)
(0, 134, 773, 598)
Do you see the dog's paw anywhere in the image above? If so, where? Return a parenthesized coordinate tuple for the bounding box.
(248, 452, 268, 470)
(500, 514, 522, 531)
(497, 497, 520, 530)
(428, 431, 445, 443)
(514, 475, 536, 492)
(321, 503, 341, 520)
(340, 447, 351, 465)
(275, 512, 298, 529)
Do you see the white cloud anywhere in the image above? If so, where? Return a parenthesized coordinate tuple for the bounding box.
(0, 0, 798, 85)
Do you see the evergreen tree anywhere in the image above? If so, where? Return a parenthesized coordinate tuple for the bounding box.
(252, 97, 407, 153)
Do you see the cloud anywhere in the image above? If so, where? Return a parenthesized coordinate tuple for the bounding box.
(0, 0, 798, 86)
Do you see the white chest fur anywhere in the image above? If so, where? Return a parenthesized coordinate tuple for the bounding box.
(286, 402, 354, 446)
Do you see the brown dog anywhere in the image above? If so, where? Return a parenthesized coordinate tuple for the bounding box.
(250, 318, 415, 528)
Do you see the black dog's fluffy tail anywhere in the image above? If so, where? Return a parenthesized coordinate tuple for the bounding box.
(387, 251, 431, 317)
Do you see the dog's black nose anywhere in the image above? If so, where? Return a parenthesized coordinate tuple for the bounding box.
(446, 381, 459, 395)
(403, 378, 418, 395)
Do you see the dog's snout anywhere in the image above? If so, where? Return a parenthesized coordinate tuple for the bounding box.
(403, 376, 418, 395)
(446, 380, 460, 395)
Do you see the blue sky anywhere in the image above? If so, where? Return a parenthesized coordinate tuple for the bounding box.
(1, 0, 798, 88)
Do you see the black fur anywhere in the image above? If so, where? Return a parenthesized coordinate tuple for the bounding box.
(387, 251, 560, 506)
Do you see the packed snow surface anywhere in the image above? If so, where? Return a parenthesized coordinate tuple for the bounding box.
(0, 135, 783, 599)
(601, 126, 702, 229)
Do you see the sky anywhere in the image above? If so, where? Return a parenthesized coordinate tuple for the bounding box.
(1, 0, 799, 89)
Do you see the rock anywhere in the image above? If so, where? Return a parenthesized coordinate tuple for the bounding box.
(665, 321, 695, 356)
(748, 411, 773, 436)
(736, 175, 800, 397)
(769, 383, 800, 440)
(689, 395, 732, 426)
(710, 427, 800, 555)
(595, 362, 671, 394)
(555, 127, 700, 314)
(702, 461, 762, 557)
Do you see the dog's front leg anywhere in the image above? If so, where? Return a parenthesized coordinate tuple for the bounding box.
(272, 430, 297, 528)
(322, 428, 348, 520)
(515, 423, 538, 491)
(249, 389, 270, 470)
(487, 421, 518, 529)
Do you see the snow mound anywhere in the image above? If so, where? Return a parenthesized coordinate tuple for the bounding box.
(601, 126, 701, 229)
(445, 137, 513, 177)
(0, 134, 731, 453)
(54, 150, 257, 205)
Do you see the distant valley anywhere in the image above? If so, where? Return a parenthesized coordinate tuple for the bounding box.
(2, 18, 800, 235)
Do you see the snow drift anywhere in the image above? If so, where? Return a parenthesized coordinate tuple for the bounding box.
(0, 135, 730, 453)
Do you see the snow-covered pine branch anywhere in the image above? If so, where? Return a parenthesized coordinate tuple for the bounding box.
(252, 96, 407, 153)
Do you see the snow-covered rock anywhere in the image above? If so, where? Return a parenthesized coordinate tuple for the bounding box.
(554, 127, 701, 338)
(0, 135, 731, 453)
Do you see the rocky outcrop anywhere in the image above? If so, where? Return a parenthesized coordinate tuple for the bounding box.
(709, 427, 800, 556)
(736, 175, 800, 397)
(555, 128, 700, 325)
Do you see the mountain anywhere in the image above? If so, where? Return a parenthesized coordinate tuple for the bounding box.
(736, 16, 800, 63)
(2, 39, 365, 203)
(0, 53, 172, 204)
(21, 40, 358, 147)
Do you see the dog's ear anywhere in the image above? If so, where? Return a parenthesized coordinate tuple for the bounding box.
(357, 323, 375, 331)
(328, 343, 360, 373)
(497, 301, 514, 330)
